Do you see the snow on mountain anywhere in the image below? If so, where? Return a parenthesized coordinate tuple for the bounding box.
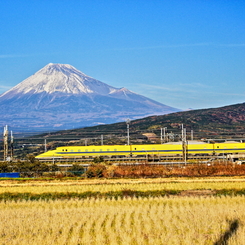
(0, 63, 117, 99)
(109, 87, 165, 107)
(0, 63, 180, 132)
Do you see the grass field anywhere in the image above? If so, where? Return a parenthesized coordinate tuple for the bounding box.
(0, 177, 244, 244)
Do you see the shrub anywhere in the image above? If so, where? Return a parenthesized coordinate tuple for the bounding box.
(93, 156, 104, 163)
(12, 161, 50, 176)
(67, 164, 85, 176)
(85, 164, 106, 178)
(103, 165, 118, 178)
(0, 162, 11, 172)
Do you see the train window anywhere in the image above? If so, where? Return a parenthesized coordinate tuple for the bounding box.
(134, 148, 136, 150)
(217, 146, 219, 149)
(100, 149, 103, 152)
(70, 150, 73, 152)
(85, 149, 88, 152)
(114, 149, 117, 151)
(62, 149, 64, 151)
(78, 149, 81, 152)
(93, 149, 95, 152)
(107, 149, 110, 151)
(65, 149, 67, 151)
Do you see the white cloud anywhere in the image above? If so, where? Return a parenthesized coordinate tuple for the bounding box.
(0, 85, 11, 92)
(219, 43, 245, 47)
(136, 82, 211, 93)
(137, 84, 178, 91)
(0, 52, 60, 59)
(109, 42, 245, 52)
(0, 85, 11, 89)
(133, 83, 245, 103)
(110, 43, 212, 51)
(0, 54, 29, 58)
(206, 91, 245, 96)
(177, 82, 211, 88)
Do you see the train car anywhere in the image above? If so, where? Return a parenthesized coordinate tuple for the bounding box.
(185, 141, 245, 156)
(36, 144, 132, 159)
(212, 141, 245, 155)
(35, 141, 245, 160)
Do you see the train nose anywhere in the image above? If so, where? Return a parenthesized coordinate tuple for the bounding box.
(35, 151, 56, 159)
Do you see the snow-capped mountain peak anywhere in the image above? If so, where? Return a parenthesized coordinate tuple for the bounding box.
(0, 63, 180, 132)
(41, 63, 88, 77)
(0, 63, 117, 98)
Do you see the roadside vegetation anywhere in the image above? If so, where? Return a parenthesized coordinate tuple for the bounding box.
(1, 157, 245, 178)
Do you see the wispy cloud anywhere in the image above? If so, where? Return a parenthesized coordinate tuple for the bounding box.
(206, 91, 245, 96)
(110, 42, 245, 51)
(0, 85, 11, 94)
(219, 43, 245, 47)
(0, 52, 61, 59)
(111, 43, 212, 51)
(177, 82, 211, 89)
(134, 83, 245, 102)
(137, 84, 178, 92)
(137, 82, 211, 93)
(0, 54, 31, 58)
(0, 85, 11, 90)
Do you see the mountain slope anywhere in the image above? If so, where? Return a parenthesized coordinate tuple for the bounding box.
(0, 63, 179, 131)
(40, 102, 245, 141)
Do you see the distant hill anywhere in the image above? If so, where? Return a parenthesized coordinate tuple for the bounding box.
(39, 102, 245, 142)
(0, 63, 179, 132)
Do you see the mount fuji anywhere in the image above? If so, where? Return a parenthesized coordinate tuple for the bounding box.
(0, 63, 180, 132)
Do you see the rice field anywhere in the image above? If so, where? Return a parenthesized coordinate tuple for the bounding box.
(0, 196, 244, 244)
(0, 177, 245, 194)
(0, 178, 245, 194)
(0, 177, 244, 244)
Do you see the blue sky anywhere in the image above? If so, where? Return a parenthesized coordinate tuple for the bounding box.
(1, 0, 245, 110)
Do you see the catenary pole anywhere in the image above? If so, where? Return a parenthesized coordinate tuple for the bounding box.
(126, 119, 130, 145)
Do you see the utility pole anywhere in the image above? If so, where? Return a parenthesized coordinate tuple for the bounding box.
(101, 135, 103, 145)
(164, 127, 167, 143)
(161, 128, 163, 144)
(44, 139, 47, 152)
(191, 130, 193, 141)
(182, 124, 187, 164)
(3, 125, 8, 161)
(10, 131, 14, 159)
(126, 119, 130, 145)
(161, 127, 167, 144)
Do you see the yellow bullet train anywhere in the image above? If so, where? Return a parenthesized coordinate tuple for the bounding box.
(35, 141, 245, 159)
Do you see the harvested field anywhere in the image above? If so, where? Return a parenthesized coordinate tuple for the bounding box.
(0, 177, 244, 244)
(0, 195, 244, 244)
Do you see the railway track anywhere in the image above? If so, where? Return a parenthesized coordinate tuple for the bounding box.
(38, 154, 221, 164)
